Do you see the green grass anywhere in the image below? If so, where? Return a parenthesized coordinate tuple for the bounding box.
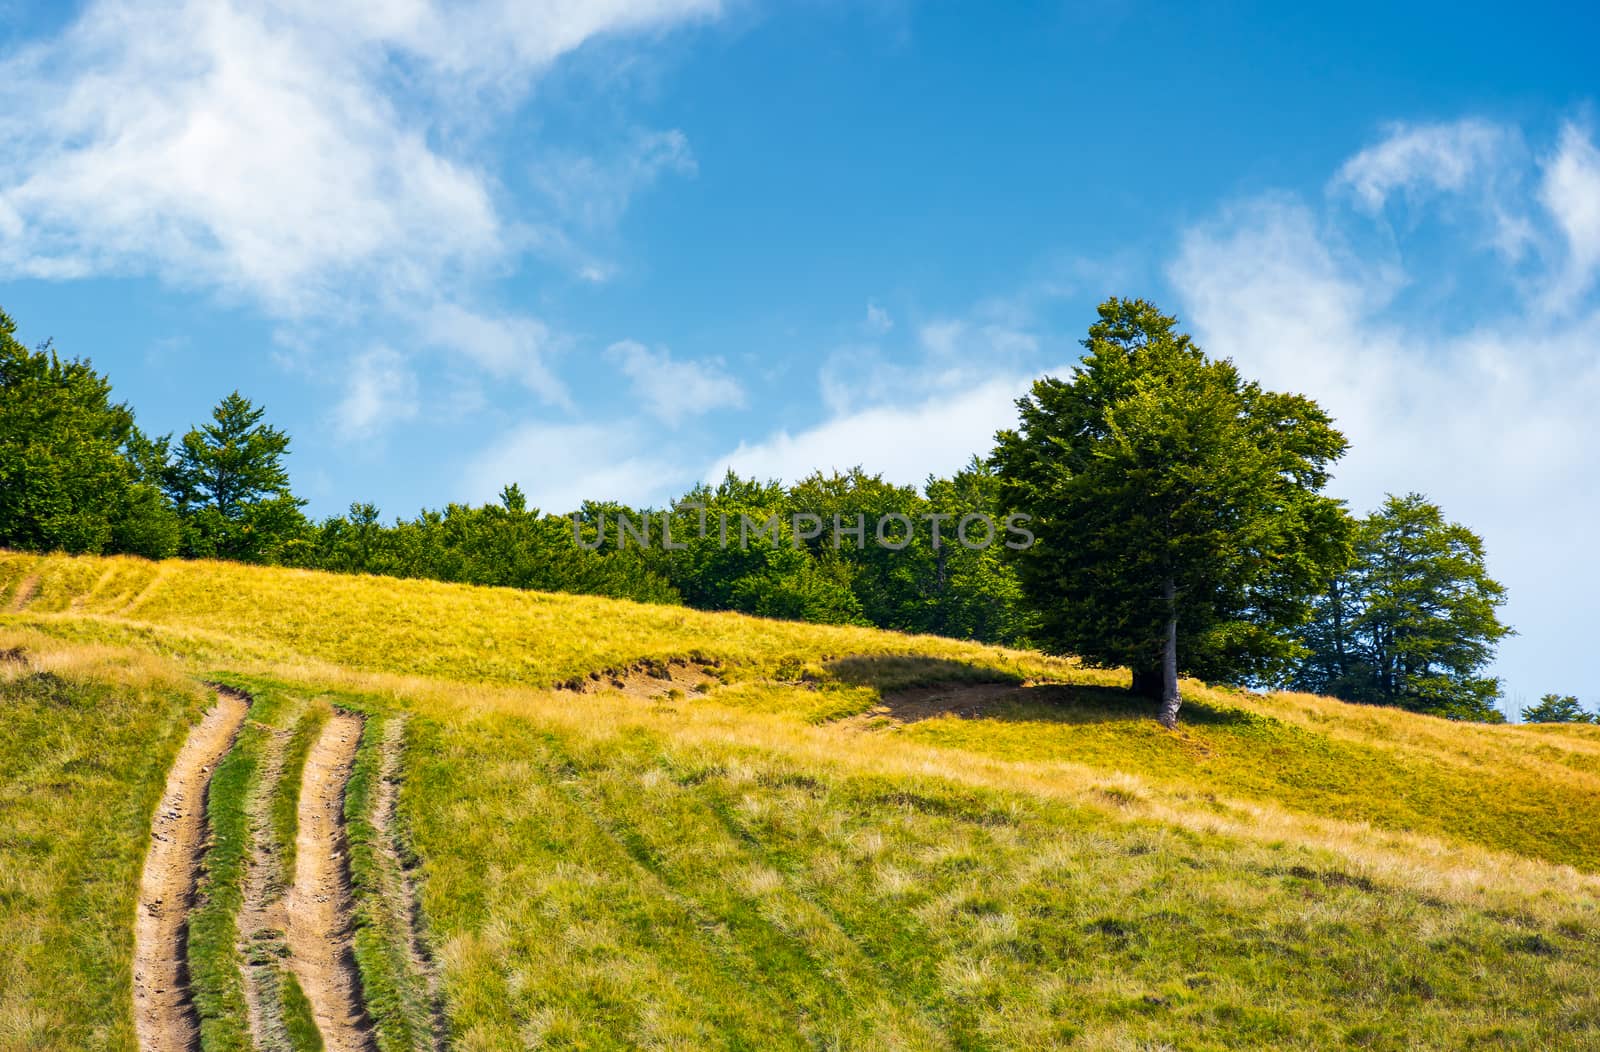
(407, 708, 1600, 1049)
(8, 552, 1600, 1048)
(0, 636, 207, 1051)
(889, 685, 1600, 870)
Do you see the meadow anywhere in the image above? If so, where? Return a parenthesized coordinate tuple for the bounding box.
(3, 550, 1599, 1049)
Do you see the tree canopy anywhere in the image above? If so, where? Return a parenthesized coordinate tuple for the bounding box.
(993, 298, 1351, 726)
(0, 309, 179, 558)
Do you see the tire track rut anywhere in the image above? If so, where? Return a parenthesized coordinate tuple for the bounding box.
(286, 711, 377, 1052)
(133, 688, 250, 1052)
(238, 721, 293, 1050)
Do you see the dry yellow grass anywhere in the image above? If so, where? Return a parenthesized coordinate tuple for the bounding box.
(5, 550, 1600, 1048)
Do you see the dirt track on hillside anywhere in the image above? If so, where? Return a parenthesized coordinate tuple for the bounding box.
(132, 688, 250, 1052)
(285, 712, 376, 1052)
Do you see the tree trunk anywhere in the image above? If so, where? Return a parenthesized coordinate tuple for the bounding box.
(1131, 665, 1163, 699)
(1158, 578, 1181, 729)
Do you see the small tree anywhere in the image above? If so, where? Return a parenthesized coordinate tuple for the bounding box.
(994, 298, 1350, 727)
(1520, 694, 1594, 725)
(168, 392, 306, 561)
(1295, 495, 1511, 720)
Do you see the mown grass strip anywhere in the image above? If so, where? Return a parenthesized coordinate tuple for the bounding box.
(273, 705, 330, 891)
(188, 690, 272, 1052)
(345, 711, 436, 1051)
(279, 968, 325, 1051)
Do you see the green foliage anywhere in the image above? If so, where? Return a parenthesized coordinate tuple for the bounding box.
(1520, 694, 1594, 724)
(993, 298, 1350, 718)
(284, 464, 1034, 645)
(0, 307, 180, 558)
(286, 494, 682, 604)
(1296, 494, 1512, 721)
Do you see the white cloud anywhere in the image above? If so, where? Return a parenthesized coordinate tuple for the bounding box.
(1332, 118, 1512, 211)
(1540, 121, 1600, 308)
(1171, 131, 1600, 710)
(423, 304, 570, 407)
(606, 339, 744, 425)
(818, 313, 1039, 416)
(0, 0, 506, 313)
(1331, 117, 1538, 263)
(0, 0, 717, 428)
(333, 346, 419, 441)
(464, 421, 683, 512)
(708, 371, 1049, 488)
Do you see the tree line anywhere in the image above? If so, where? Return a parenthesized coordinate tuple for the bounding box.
(2, 300, 1568, 725)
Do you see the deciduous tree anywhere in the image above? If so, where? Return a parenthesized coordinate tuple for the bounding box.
(0, 308, 179, 557)
(994, 298, 1350, 726)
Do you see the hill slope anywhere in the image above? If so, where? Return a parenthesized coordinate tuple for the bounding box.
(2, 550, 1598, 1050)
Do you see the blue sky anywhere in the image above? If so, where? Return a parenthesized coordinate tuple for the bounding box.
(2, 0, 1597, 713)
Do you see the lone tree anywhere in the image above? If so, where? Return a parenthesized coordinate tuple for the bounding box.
(1295, 494, 1512, 720)
(167, 392, 306, 561)
(1520, 694, 1594, 724)
(994, 298, 1350, 727)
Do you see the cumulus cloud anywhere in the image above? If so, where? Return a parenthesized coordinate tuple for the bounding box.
(0, 1, 498, 310)
(1331, 117, 1538, 262)
(605, 339, 744, 425)
(1171, 119, 1600, 708)
(818, 315, 1039, 416)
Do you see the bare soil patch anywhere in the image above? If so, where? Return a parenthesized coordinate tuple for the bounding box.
(560, 657, 720, 701)
(285, 712, 376, 1052)
(6, 573, 40, 612)
(133, 688, 250, 1052)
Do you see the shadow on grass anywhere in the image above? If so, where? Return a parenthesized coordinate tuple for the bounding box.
(870, 683, 1169, 726)
(826, 655, 1027, 692)
(824, 655, 1254, 728)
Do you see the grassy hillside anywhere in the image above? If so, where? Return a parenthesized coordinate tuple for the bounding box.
(3, 550, 1600, 1050)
